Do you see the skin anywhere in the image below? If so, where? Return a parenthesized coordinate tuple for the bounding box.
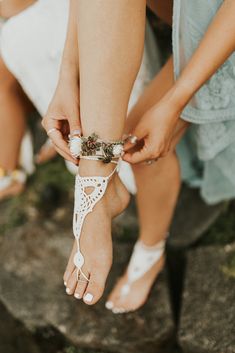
(108, 0, 235, 312)
(124, 0, 235, 163)
(43, 0, 146, 306)
(0, 0, 35, 18)
(0, 56, 33, 200)
(0, 0, 57, 200)
(43, 0, 235, 311)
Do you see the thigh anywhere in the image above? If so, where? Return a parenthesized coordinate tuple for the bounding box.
(147, 0, 173, 26)
(0, 56, 17, 88)
(0, 55, 32, 110)
(0, 0, 35, 18)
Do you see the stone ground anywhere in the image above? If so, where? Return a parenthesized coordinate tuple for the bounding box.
(1, 11, 235, 353)
(0, 158, 234, 353)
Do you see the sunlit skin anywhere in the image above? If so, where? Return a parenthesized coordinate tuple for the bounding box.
(43, 0, 235, 311)
(0, 0, 57, 200)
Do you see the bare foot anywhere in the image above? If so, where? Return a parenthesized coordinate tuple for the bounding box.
(63, 160, 130, 305)
(0, 180, 25, 201)
(105, 245, 165, 313)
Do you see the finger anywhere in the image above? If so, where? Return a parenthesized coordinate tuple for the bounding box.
(123, 144, 158, 164)
(68, 110, 82, 135)
(124, 124, 147, 151)
(53, 144, 78, 164)
(49, 129, 71, 155)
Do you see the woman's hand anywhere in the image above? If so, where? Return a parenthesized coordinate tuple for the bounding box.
(123, 95, 184, 164)
(42, 75, 80, 164)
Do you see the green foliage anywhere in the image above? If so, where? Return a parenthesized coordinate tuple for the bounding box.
(222, 251, 235, 278)
(0, 158, 74, 234)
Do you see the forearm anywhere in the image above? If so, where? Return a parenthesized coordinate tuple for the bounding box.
(60, 0, 79, 80)
(170, 0, 235, 109)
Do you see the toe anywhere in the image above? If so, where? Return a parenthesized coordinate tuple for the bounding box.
(63, 242, 77, 284)
(83, 271, 107, 305)
(105, 301, 114, 310)
(74, 270, 90, 300)
(105, 277, 126, 310)
(65, 268, 78, 296)
(112, 307, 127, 314)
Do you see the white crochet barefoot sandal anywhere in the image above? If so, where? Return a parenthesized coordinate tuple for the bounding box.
(0, 167, 27, 193)
(106, 236, 167, 313)
(73, 165, 118, 282)
(70, 133, 124, 282)
(119, 238, 166, 298)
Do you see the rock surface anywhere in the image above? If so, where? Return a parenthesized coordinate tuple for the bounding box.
(179, 245, 235, 353)
(0, 218, 174, 353)
(169, 186, 226, 249)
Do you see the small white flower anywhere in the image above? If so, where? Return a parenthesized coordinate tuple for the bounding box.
(69, 136, 82, 158)
(113, 144, 123, 156)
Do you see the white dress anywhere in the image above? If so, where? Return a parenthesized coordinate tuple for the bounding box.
(0, 0, 161, 193)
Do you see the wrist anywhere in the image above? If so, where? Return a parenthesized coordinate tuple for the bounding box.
(60, 58, 79, 82)
(164, 79, 195, 112)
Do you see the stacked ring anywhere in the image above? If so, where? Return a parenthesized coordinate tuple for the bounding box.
(47, 128, 58, 136)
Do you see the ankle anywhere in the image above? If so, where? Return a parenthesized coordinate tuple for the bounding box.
(139, 232, 168, 248)
(79, 159, 117, 177)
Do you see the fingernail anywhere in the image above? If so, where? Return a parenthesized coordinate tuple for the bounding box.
(66, 288, 71, 294)
(74, 293, 81, 299)
(84, 293, 93, 303)
(105, 301, 114, 310)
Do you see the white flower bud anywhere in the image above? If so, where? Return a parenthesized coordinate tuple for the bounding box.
(113, 144, 123, 156)
(69, 136, 82, 158)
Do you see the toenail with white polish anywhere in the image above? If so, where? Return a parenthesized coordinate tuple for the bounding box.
(112, 308, 121, 314)
(74, 293, 80, 299)
(64, 281, 67, 286)
(66, 288, 71, 294)
(84, 293, 93, 303)
(105, 301, 114, 310)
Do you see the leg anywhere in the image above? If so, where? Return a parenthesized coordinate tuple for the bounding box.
(106, 57, 189, 312)
(0, 57, 29, 199)
(147, 0, 173, 26)
(63, 0, 147, 305)
(0, 57, 27, 170)
(35, 138, 57, 164)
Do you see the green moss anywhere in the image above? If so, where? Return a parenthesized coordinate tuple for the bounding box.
(199, 202, 235, 246)
(0, 158, 74, 234)
(31, 158, 74, 193)
(222, 251, 235, 278)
